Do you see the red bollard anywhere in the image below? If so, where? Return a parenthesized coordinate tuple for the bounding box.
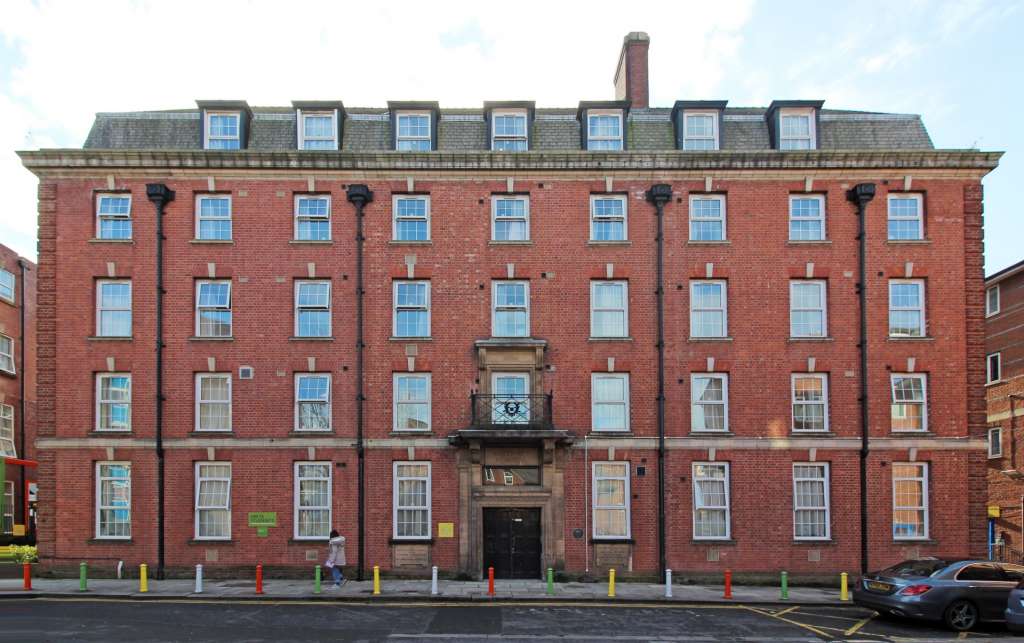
(723, 569, 732, 599)
(255, 564, 263, 595)
(487, 566, 495, 596)
(22, 563, 31, 591)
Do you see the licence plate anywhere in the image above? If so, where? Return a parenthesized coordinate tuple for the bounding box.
(867, 581, 892, 592)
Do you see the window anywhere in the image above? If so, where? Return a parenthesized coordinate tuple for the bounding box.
(195, 280, 232, 337)
(987, 285, 1001, 317)
(96, 194, 132, 240)
(205, 112, 240, 149)
(887, 194, 924, 240)
(393, 196, 430, 242)
(492, 111, 528, 151)
(988, 353, 1002, 384)
(195, 373, 231, 432)
(790, 280, 827, 338)
(593, 462, 630, 538)
(195, 195, 232, 240)
(97, 280, 131, 337)
(792, 374, 829, 432)
(587, 111, 623, 150)
(295, 374, 331, 432)
(779, 109, 814, 150)
(393, 462, 430, 539)
(691, 374, 728, 432)
(393, 373, 431, 431)
(591, 281, 628, 338)
(294, 462, 331, 539)
(892, 462, 928, 540)
(96, 373, 131, 431)
(891, 374, 927, 432)
(693, 462, 730, 540)
(957, 564, 1003, 582)
(690, 280, 727, 338)
(793, 463, 830, 540)
(683, 112, 718, 150)
(0, 269, 12, 304)
(393, 281, 430, 338)
(0, 404, 14, 457)
(195, 462, 231, 540)
(2, 481, 12, 534)
(95, 462, 131, 539)
(492, 196, 529, 241)
(889, 280, 925, 337)
(590, 195, 627, 241)
(396, 112, 431, 151)
(492, 281, 529, 337)
(298, 111, 337, 150)
(789, 195, 825, 241)
(689, 195, 726, 241)
(592, 374, 629, 432)
(989, 427, 1003, 458)
(294, 195, 331, 241)
(492, 373, 530, 424)
(295, 280, 331, 338)
(0, 335, 12, 374)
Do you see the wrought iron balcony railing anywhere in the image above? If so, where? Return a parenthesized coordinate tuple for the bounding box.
(470, 393, 553, 429)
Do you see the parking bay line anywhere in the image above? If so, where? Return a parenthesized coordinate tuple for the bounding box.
(843, 614, 875, 637)
(745, 606, 832, 639)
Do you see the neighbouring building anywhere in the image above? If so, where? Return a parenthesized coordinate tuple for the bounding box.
(19, 32, 999, 580)
(986, 258, 1024, 558)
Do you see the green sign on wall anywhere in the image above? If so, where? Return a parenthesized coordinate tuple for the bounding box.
(247, 512, 277, 527)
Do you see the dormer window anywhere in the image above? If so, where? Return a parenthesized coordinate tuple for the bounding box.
(205, 112, 240, 150)
(492, 111, 528, 151)
(587, 111, 623, 150)
(299, 111, 337, 150)
(779, 109, 815, 150)
(396, 112, 431, 151)
(683, 112, 718, 150)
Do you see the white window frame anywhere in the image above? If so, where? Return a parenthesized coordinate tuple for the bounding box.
(96, 279, 132, 337)
(987, 353, 1002, 385)
(204, 111, 241, 150)
(2, 480, 12, 535)
(95, 373, 131, 432)
(791, 373, 829, 433)
(293, 461, 332, 540)
(0, 269, 12, 303)
(892, 462, 929, 541)
(590, 281, 628, 338)
(194, 194, 233, 240)
(491, 372, 530, 424)
(395, 111, 432, 151)
(587, 110, 623, 150)
(491, 280, 530, 338)
(95, 462, 131, 540)
(793, 463, 831, 541)
(591, 373, 630, 432)
(294, 373, 332, 432)
(195, 373, 232, 433)
(890, 373, 928, 433)
(790, 280, 828, 338)
(690, 373, 729, 433)
(491, 110, 528, 151)
(692, 462, 730, 540)
(393, 373, 432, 432)
(592, 461, 631, 539)
(0, 334, 13, 374)
(887, 193, 925, 241)
(294, 194, 331, 241)
(989, 427, 1003, 459)
(682, 111, 718, 150)
(0, 404, 15, 457)
(195, 280, 232, 338)
(392, 281, 431, 338)
(297, 110, 338, 150)
(491, 195, 530, 242)
(294, 280, 332, 338)
(95, 193, 133, 240)
(194, 462, 232, 540)
(888, 279, 926, 337)
(689, 194, 727, 241)
(987, 285, 1001, 317)
(392, 461, 431, 540)
(788, 194, 826, 241)
(778, 108, 815, 150)
(689, 280, 728, 338)
(392, 195, 431, 242)
(589, 194, 628, 241)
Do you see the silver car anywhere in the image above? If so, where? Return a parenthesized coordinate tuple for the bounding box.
(854, 558, 1024, 631)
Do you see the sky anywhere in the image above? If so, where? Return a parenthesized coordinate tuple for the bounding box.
(0, 0, 1021, 274)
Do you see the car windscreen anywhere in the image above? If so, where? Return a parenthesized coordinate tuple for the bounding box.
(880, 560, 950, 578)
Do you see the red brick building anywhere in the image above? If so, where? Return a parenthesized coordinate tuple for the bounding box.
(985, 259, 1024, 557)
(19, 33, 1000, 580)
(0, 242, 36, 544)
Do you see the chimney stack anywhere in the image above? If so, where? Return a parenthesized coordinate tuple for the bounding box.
(614, 32, 650, 108)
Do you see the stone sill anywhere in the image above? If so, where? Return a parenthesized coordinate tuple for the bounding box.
(87, 336, 133, 341)
(289, 336, 334, 341)
(691, 539, 737, 546)
(188, 431, 235, 437)
(688, 337, 733, 342)
(588, 337, 632, 342)
(590, 538, 635, 544)
(89, 238, 135, 244)
(390, 336, 431, 342)
(586, 431, 633, 438)
(489, 241, 533, 246)
(288, 431, 334, 436)
(788, 337, 833, 342)
(189, 239, 234, 245)
(0, 298, 17, 309)
(786, 240, 832, 245)
(587, 241, 631, 247)
(289, 240, 333, 245)
(88, 430, 132, 437)
(687, 240, 730, 246)
(389, 538, 434, 545)
(793, 539, 836, 546)
(88, 538, 133, 544)
(388, 240, 432, 246)
(189, 336, 233, 342)
(886, 239, 931, 245)
(894, 539, 938, 545)
(0, 369, 16, 379)
(689, 431, 733, 437)
(187, 539, 237, 546)
(790, 432, 836, 437)
(886, 336, 934, 342)
(390, 431, 433, 437)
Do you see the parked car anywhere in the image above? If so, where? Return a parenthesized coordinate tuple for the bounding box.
(1005, 583, 1024, 632)
(853, 558, 1024, 631)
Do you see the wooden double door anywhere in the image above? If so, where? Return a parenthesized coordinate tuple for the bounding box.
(482, 507, 542, 579)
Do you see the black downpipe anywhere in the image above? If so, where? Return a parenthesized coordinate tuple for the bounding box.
(847, 183, 875, 574)
(16, 258, 28, 531)
(646, 184, 672, 582)
(346, 184, 373, 582)
(147, 184, 174, 580)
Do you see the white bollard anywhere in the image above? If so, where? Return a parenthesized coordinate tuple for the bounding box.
(195, 564, 203, 594)
(431, 566, 439, 595)
(116, 561, 124, 580)
(665, 569, 672, 598)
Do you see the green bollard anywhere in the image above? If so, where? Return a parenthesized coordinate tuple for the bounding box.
(79, 562, 87, 592)
(546, 568, 554, 596)
(314, 566, 321, 594)
(780, 570, 789, 600)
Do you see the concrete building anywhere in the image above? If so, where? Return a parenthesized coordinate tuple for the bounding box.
(19, 32, 999, 580)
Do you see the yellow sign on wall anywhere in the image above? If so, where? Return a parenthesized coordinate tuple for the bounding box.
(437, 522, 454, 538)
(988, 505, 1001, 518)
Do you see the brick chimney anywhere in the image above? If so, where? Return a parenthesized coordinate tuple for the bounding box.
(614, 32, 650, 108)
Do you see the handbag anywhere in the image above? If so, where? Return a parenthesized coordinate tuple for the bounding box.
(324, 559, 335, 569)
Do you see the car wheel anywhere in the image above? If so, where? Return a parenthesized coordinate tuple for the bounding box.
(944, 600, 979, 632)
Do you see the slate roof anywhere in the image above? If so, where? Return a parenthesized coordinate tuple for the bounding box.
(83, 105, 935, 151)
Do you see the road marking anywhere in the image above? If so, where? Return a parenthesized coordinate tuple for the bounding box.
(744, 606, 831, 639)
(844, 613, 874, 636)
(791, 610, 864, 622)
(774, 606, 798, 616)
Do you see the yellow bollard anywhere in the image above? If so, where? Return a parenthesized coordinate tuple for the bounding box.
(608, 568, 616, 598)
(840, 572, 849, 601)
(139, 564, 148, 593)
(373, 565, 380, 595)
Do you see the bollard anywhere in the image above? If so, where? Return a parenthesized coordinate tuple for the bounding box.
(79, 562, 88, 592)
(487, 566, 495, 596)
(195, 564, 204, 594)
(723, 569, 732, 599)
(665, 569, 673, 598)
(546, 568, 554, 596)
(255, 564, 263, 595)
(139, 564, 148, 593)
(780, 570, 789, 600)
(431, 566, 438, 596)
(373, 565, 381, 595)
(840, 572, 849, 601)
(608, 568, 616, 598)
(117, 560, 123, 580)
(22, 562, 31, 591)
(314, 566, 321, 595)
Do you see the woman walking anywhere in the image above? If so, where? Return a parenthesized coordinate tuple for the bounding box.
(325, 529, 347, 588)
